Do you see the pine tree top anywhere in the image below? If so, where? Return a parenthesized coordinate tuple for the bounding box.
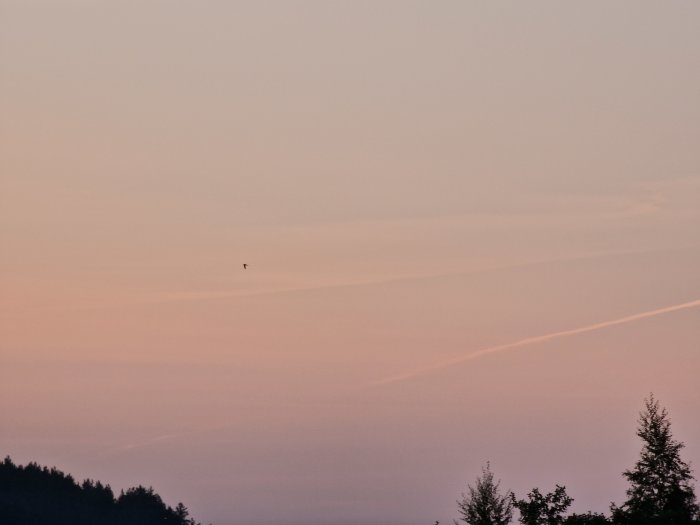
(615, 394, 698, 523)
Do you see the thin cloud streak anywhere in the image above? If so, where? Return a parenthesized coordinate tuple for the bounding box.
(373, 298, 700, 386)
(96, 245, 681, 309)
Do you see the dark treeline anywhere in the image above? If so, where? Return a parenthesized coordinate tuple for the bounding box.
(0, 458, 204, 525)
(1, 394, 696, 525)
(449, 395, 699, 525)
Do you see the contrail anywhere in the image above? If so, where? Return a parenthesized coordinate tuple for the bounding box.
(373, 298, 700, 386)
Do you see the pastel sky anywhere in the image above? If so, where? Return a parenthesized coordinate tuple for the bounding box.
(1, 2, 699, 524)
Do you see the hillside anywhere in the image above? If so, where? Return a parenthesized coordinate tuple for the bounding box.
(0, 457, 203, 525)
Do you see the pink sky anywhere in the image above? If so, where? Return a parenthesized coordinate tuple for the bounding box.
(1, 2, 699, 524)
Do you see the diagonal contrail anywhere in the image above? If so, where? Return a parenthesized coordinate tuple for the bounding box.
(373, 298, 700, 386)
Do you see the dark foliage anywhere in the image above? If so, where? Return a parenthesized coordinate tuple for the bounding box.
(456, 396, 698, 525)
(563, 513, 610, 524)
(512, 485, 573, 525)
(611, 395, 699, 525)
(0, 456, 203, 525)
(456, 463, 513, 525)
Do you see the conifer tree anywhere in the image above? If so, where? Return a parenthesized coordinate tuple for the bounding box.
(457, 463, 513, 525)
(612, 395, 698, 525)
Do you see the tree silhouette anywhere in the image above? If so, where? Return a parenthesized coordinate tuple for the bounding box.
(512, 485, 572, 525)
(175, 502, 199, 525)
(456, 462, 513, 525)
(563, 513, 610, 524)
(0, 456, 203, 525)
(611, 394, 698, 525)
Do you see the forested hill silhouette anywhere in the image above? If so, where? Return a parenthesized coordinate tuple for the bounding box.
(0, 456, 205, 525)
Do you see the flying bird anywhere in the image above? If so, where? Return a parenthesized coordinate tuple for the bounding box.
(243, 264, 248, 270)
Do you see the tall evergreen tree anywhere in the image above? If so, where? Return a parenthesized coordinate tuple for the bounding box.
(457, 463, 513, 525)
(611, 395, 698, 525)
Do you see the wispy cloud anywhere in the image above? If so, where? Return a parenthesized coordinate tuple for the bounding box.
(372, 298, 700, 386)
(123, 245, 679, 306)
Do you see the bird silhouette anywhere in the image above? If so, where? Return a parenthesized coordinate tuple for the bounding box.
(243, 263, 248, 270)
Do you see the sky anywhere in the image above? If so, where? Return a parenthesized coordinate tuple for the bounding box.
(1, 2, 699, 524)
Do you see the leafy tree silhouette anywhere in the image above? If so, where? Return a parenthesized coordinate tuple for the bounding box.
(563, 513, 610, 524)
(512, 485, 572, 525)
(611, 394, 699, 525)
(456, 462, 513, 525)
